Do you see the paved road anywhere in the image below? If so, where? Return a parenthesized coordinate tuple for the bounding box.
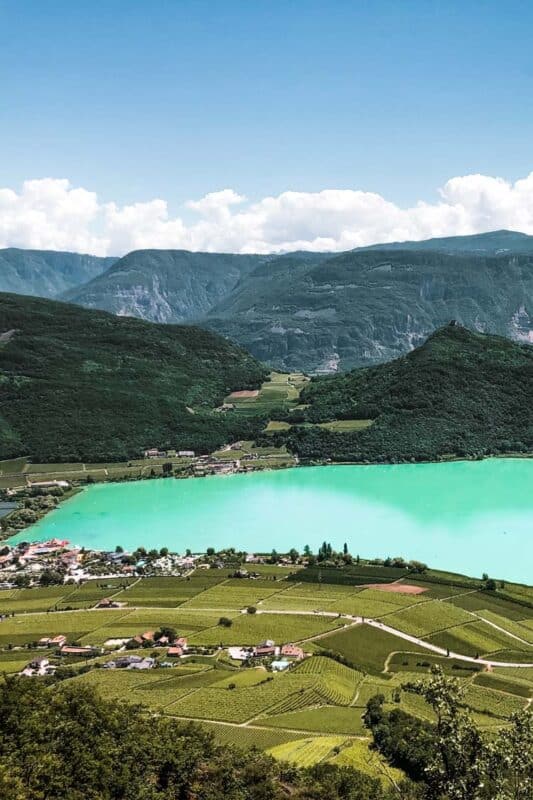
(255, 609, 533, 668)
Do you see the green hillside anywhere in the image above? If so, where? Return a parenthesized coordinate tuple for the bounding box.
(62, 248, 273, 322)
(0, 293, 267, 461)
(269, 324, 533, 462)
(204, 247, 533, 372)
(0, 248, 115, 298)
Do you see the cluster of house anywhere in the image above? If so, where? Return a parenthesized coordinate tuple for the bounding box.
(0, 538, 207, 586)
(228, 640, 305, 671)
(0, 538, 84, 584)
(21, 638, 102, 676)
(126, 630, 189, 656)
(142, 441, 285, 478)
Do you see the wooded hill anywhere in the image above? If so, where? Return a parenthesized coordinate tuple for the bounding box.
(270, 324, 533, 462)
(0, 293, 267, 462)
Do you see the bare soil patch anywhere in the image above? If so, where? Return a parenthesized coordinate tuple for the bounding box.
(229, 389, 260, 398)
(363, 583, 428, 595)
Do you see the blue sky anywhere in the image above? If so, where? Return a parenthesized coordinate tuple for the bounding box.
(2, 1, 533, 254)
(2, 0, 533, 206)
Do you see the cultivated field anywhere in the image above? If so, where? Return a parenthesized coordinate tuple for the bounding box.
(1, 566, 532, 773)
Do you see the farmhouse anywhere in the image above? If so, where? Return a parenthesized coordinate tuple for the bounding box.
(253, 640, 279, 657)
(60, 645, 98, 657)
(96, 597, 123, 609)
(227, 646, 251, 661)
(281, 644, 305, 660)
(38, 634, 67, 648)
(167, 646, 183, 657)
(144, 448, 163, 458)
(21, 657, 56, 677)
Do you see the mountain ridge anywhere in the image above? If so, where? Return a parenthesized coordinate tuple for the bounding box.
(4, 230, 533, 373)
(0, 248, 116, 298)
(269, 322, 533, 462)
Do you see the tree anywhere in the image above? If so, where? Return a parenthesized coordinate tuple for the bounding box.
(154, 626, 177, 641)
(162, 462, 173, 474)
(303, 544, 312, 557)
(247, 606, 257, 614)
(115, 545, 124, 554)
(289, 548, 299, 564)
(39, 569, 63, 586)
(343, 542, 348, 556)
(159, 547, 169, 557)
(218, 617, 232, 628)
(484, 709, 533, 800)
(415, 666, 485, 800)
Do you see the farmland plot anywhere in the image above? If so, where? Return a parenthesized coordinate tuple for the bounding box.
(188, 613, 344, 646)
(428, 620, 531, 657)
(261, 706, 367, 735)
(386, 601, 473, 637)
(267, 736, 347, 767)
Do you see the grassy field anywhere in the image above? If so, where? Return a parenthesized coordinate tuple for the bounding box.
(316, 623, 429, 673)
(224, 371, 309, 417)
(1, 569, 532, 770)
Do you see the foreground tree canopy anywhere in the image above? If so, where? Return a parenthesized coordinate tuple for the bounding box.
(0, 669, 531, 800)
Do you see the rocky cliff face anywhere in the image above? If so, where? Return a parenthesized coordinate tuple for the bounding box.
(62, 249, 271, 322)
(12, 231, 533, 373)
(203, 249, 533, 371)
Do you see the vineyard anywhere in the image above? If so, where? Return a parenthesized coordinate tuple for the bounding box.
(0, 564, 531, 775)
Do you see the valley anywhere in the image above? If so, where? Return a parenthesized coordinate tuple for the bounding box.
(0, 559, 531, 785)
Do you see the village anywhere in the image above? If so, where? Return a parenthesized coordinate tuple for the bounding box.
(19, 626, 306, 679)
(0, 534, 310, 590)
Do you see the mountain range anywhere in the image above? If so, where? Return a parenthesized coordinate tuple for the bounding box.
(0, 248, 115, 298)
(2, 230, 533, 372)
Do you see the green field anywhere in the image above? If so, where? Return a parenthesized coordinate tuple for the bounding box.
(316, 623, 428, 673)
(1, 568, 532, 768)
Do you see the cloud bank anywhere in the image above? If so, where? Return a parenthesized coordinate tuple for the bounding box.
(2, 173, 533, 256)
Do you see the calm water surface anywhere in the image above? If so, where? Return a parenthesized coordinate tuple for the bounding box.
(10, 460, 533, 584)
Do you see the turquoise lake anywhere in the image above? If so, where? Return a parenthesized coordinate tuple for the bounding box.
(10, 460, 533, 584)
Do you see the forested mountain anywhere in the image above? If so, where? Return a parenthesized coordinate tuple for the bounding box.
(0, 293, 266, 461)
(356, 228, 533, 255)
(0, 248, 115, 297)
(273, 323, 533, 462)
(4, 231, 533, 373)
(62, 249, 272, 321)
(58, 231, 533, 372)
(204, 247, 533, 371)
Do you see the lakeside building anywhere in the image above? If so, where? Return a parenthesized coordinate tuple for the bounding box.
(27, 480, 70, 490)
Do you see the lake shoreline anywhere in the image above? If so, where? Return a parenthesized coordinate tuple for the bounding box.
(5, 459, 533, 585)
(2, 450, 533, 545)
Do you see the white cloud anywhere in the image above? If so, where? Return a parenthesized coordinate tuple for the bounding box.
(2, 173, 533, 256)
